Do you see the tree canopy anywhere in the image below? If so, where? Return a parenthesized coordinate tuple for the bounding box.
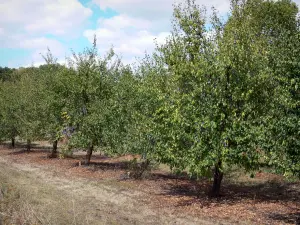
(0, 0, 299, 196)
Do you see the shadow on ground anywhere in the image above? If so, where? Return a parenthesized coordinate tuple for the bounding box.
(1, 142, 52, 152)
(1, 143, 299, 224)
(159, 174, 300, 224)
(268, 212, 300, 225)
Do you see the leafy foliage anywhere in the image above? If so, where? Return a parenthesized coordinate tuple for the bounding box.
(0, 0, 299, 195)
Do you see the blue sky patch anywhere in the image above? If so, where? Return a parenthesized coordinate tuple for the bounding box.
(0, 49, 32, 68)
(0, 0, 119, 68)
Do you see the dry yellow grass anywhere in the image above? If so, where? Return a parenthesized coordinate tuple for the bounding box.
(0, 154, 213, 225)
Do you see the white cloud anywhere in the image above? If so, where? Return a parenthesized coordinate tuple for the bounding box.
(84, 14, 170, 65)
(0, 0, 92, 38)
(93, 0, 230, 20)
(86, 0, 300, 66)
(10, 37, 68, 68)
(19, 37, 64, 50)
(93, 0, 300, 18)
(92, 0, 231, 35)
(84, 0, 233, 65)
(98, 14, 152, 30)
(3, 0, 299, 68)
(0, 0, 92, 67)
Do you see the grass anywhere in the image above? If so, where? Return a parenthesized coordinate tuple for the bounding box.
(0, 142, 299, 225)
(0, 162, 105, 225)
(0, 170, 47, 225)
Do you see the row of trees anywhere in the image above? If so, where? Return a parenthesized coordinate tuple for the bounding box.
(0, 0, 299, 196)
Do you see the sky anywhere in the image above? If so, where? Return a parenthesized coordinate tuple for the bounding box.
(0, 0, 299, 68)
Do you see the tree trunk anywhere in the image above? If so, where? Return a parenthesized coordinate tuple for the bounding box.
(26, 139, 31, 152)
(211, 161, 223, 197)
(11, 137, 15, 148)
(85, 144, 93, 165)
(49, 140, 58, 158)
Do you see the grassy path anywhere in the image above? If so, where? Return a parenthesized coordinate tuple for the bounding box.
(0, 155, 213, 225)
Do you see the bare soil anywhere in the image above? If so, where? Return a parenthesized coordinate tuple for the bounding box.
(0, 142, 299, 225)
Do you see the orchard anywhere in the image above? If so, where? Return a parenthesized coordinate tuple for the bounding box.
(0, 0, 299, 198)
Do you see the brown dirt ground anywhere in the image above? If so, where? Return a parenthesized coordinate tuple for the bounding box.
(0, 142, 299, 225)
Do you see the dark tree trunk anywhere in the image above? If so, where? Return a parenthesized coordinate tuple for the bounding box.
(141, 159, 150, 173)
(11, 137, 15, 148)
(85, 144, 93, 165)
(26, 139, 31, 152)
(211, 161, 223, 197)
(49, 140, 58, 158)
